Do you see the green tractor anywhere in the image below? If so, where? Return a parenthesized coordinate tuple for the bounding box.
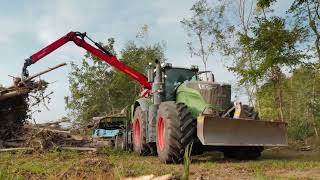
(128, 60, 287, 163)
(19, 31, 286, 164)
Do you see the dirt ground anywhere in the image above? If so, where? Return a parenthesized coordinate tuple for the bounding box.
(0, 147, 320, 180)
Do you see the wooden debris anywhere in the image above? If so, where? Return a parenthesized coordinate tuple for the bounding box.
(60, 147, 97, 152)
(301, 146, 312, 151)
(0, 62, 114, 152)
(20, 63, 67, 85)
(0, 63, 67, 143)
(124, 174, 173, 180)
(5, 62, 67, 90)
(0, 88, 30, 101)
(25, 126, 71, 134)
(0, 147, 34, 152)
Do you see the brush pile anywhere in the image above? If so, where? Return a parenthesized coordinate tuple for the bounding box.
(0, 63, 65, 146)
(0, 118, 110, 152)
(0, 63, 110, 152)
(0, 79, 48, 142)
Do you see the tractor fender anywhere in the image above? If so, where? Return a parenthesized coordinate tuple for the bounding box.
(132, 98, 156, 143)
(134, 98, 151, 112)
(131, 98, 152, 121)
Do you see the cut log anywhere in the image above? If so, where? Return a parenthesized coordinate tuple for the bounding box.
(21, 63, 67, 84)
(0, 88, 30, 101)
(4, 63, 67, 89)
(60, 147, 97, 152)
(24, 126, 71, 134)
(0, 147, 34, 152)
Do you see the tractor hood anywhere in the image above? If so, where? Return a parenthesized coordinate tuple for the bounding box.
(185, 81, 231, 110)
(176, 81, 232, 118)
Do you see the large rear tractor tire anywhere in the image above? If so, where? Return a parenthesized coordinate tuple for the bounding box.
(242, 105, 259, 120)
(156, 101, 196, 163)
(132, 107, 150, 155)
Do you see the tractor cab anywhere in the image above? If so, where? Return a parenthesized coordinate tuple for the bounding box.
(162, 64, 198, 101)
(149, 62, 218, 102)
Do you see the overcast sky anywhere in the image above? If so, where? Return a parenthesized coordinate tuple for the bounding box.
(0, 0, 292, 123)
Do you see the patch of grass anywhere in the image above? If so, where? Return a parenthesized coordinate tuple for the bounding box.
(254, 170, 268, 180)
(182, 142, 193, 180)
(194, 161, 218, 170)
(0, 151, 88, 178)
(102, 148, 182, 177)
(0, 169, 23, 180)
(0, 147, 319, 179)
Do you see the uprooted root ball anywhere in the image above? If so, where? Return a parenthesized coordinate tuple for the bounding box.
(0, 94, 29, 141)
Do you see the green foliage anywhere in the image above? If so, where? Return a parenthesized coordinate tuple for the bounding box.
(0, 170, 23, 180)
(182, 142, 193, 180)
(258, 66, 320, 140)
(289, 0, 320, 62)
(256, 0, 276, 9)
(195, 0, 317, 137)
(65, 38, 115, 124)
(231, 10, 305, 120)
(65, 38, 165, 124)
(250, 17, 305, 79)
(181, 0, 226, 72)
(108, 41, 165, 110)
(256, 82, 278, 119)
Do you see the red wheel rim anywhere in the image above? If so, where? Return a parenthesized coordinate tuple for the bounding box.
(157, 117, 165, 151)
(134, 119, 140, 145)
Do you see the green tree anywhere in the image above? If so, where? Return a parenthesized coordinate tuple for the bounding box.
(221, 1, 305, 121)
(65, 38, 115, 124)
(258, 66, 320, 139)
(217, 0, 261, 109)
(289, 0, 320, 139)
(107, 41, 165, 110)
(181, 0, 226, 77)
(250, 16, 305, 121)
(65, 37, 165, 124)
(290, 0, 320, 62)
(286, 67, 320, 139)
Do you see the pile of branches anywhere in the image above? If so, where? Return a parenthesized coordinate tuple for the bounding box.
(1, 119, 106, 152)
(3, 119, 86, 148)
(0, 63, 65, 142)
(0, 80, 48, 141)
(0, 63, 107, 152)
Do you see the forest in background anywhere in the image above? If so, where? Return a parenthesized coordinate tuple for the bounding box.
(65, 0, 320, 141)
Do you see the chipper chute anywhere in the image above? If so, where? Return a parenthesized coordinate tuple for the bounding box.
(197, 115, 288, 146)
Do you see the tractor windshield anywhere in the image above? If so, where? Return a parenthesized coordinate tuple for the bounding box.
(164, 68, 196, 101)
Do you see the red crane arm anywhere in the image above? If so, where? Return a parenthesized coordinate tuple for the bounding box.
(22, 31, 151, 90)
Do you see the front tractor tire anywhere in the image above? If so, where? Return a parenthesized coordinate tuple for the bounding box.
(132, 107, 150, 155)
(156, 101, 196, 163)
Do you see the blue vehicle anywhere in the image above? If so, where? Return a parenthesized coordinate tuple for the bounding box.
(90, 111, 130, 150)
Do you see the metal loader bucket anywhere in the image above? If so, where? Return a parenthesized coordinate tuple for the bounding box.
(197, 116, 287, 146)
